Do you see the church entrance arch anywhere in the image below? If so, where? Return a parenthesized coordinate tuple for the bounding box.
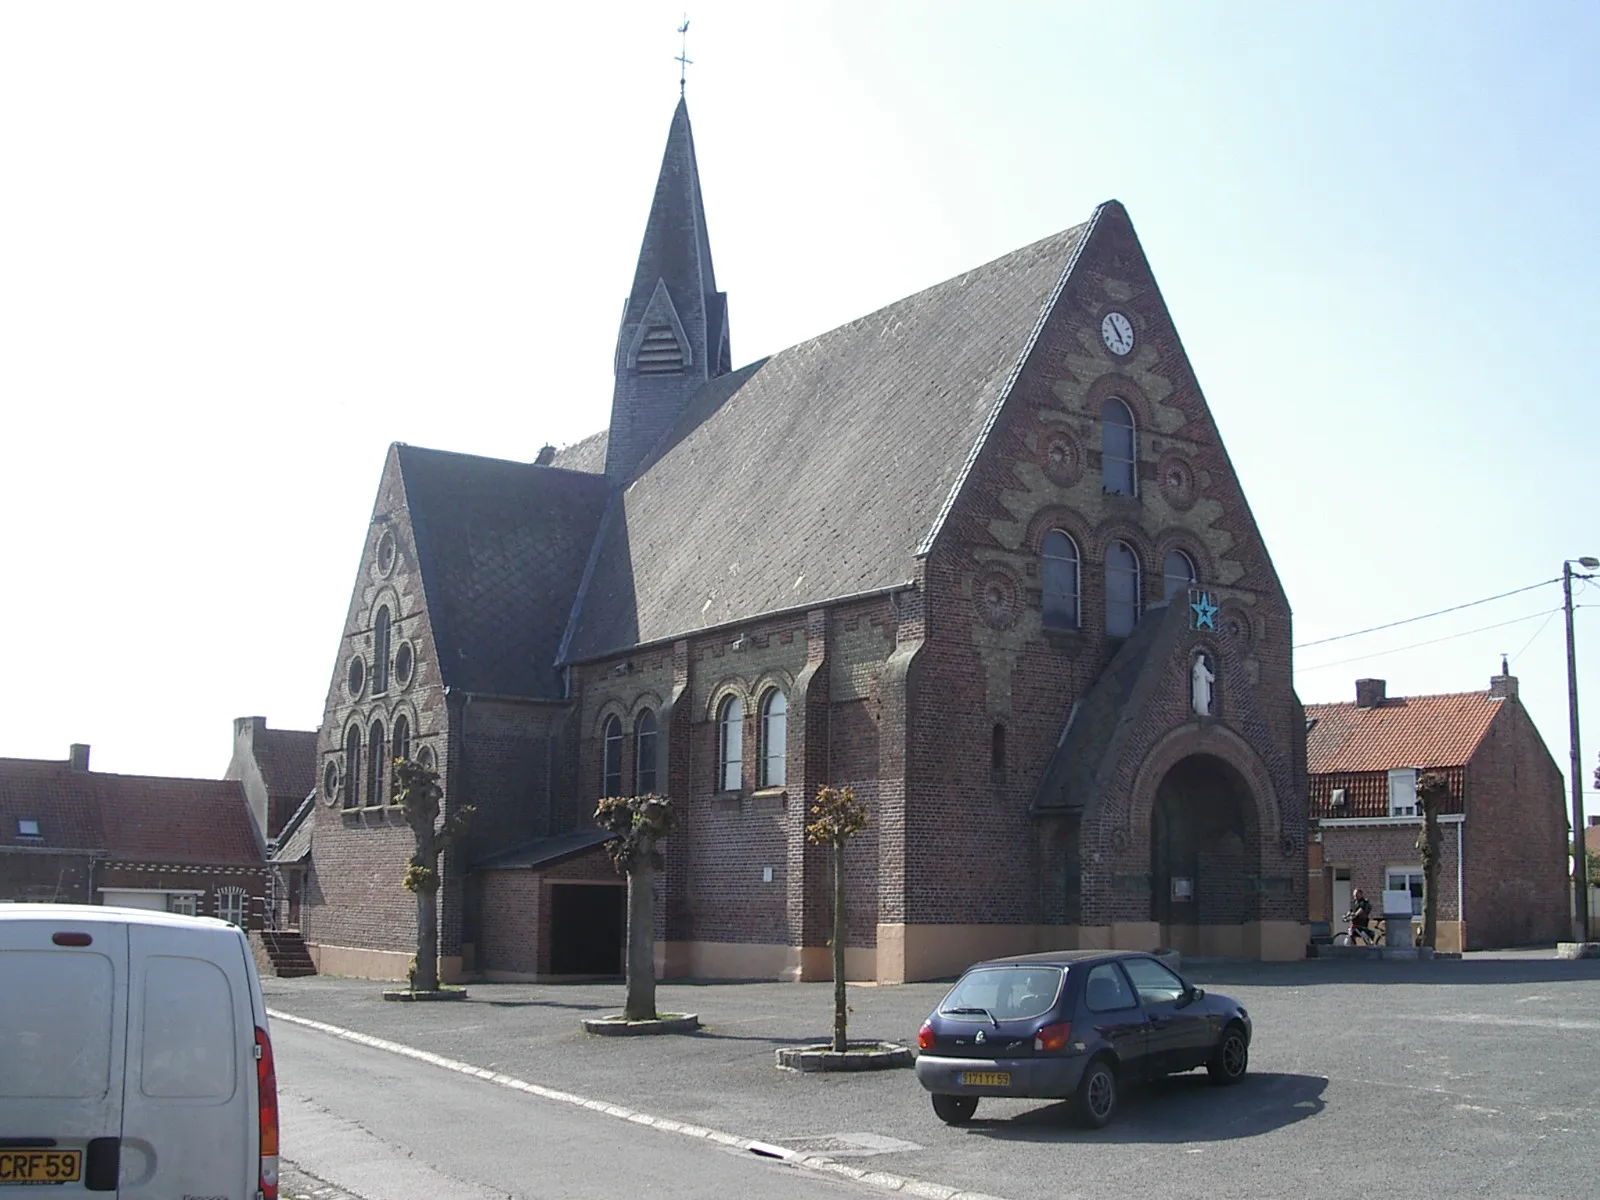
(1149, 754, 1259, 936)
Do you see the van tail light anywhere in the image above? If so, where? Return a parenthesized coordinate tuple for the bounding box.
(255, 1026, 279, 1200)
(917, 1022, 936, 1050)
(1034, 1022, 1072, 1053)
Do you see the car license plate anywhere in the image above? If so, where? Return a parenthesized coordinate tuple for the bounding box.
(0, 1148, 83, 1185)
(960, 1071, 1010, 1087)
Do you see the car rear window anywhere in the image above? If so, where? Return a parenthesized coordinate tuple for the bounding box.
(0, 950, 114, 1099)
(939, 965, 1064, 1022)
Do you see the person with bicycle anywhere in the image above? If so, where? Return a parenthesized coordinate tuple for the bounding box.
(1344, 887, 1373, 945)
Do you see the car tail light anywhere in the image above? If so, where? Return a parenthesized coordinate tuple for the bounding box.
(255, 1026, 279, 1200)
(52, 931, 93, 946)
(917, 1022, 935, 1050)
(1034, 1022, 1072, 1052)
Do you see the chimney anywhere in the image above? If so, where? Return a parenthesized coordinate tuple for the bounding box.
(534, 444, 556, 466)
(1354, 678, 1387, 708)
(1489, 655, 1519, 700)
(234, 716, 267, 740)
(68, 744, 91, 772)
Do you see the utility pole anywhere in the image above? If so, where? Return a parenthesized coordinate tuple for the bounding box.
(1565, 557, 1599, 942)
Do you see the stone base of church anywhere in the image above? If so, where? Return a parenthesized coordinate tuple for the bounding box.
(1158, 921, 1308, 961)
(656, 940, 878, 982)
(306, 942, 467, 984)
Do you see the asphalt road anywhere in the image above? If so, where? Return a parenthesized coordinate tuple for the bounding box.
(266, 952, 1600, 1200)
(274, 1020, 870, 1199)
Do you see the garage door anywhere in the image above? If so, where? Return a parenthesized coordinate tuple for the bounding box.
(100, 891, 167, 911)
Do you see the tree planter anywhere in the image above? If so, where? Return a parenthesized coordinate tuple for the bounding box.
(382, 988, 469, 1002)
(775, 1041, 913, 1072)
(582, 1013, 700, 1036)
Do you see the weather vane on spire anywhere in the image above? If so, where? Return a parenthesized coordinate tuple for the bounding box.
(676, 16, 692, 97)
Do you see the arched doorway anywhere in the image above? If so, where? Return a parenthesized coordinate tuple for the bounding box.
(1150, 754, 1259, 946)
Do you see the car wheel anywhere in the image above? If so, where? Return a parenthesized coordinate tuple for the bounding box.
(931, 1094, 978, 1125)
(1207, 1025, 1249, 1085)
(1075, 1058, 1119, 1128)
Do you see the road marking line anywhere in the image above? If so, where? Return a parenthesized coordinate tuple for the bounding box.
(267, 1008, 1011, 1200)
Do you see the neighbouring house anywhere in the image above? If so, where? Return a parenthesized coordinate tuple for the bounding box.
(225, 715, 318, 842)
(290, 95, 1307, 985)
(0, 743, 267, 926)
(1306, 666, 1568, 951)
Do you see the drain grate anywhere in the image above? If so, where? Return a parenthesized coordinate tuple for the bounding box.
(779, 1132, 922, 1158)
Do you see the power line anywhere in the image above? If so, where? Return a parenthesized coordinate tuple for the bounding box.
(1509, 607, 1562, 666)
(1293, 577, 1558, 650)
(1297, 608, 1561, 674)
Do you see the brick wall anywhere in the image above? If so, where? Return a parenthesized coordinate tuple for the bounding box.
(0, 851, 94, 903)
(1463, 701, 1568, 947)
(1318, 822, 1462, 923)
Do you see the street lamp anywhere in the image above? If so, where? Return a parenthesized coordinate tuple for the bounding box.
(1565, 556, 1599, 942)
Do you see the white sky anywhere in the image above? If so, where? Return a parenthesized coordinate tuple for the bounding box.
(3, 3, 1597, 823)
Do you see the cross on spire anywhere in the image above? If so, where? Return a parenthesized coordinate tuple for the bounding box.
(675, 16, 692, 96)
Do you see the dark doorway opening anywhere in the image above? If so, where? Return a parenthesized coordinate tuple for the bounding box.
(549, 884, 625, 976)
(1150, 754, 1257, 927)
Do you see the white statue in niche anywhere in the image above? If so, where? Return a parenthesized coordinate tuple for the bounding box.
(1191, 652, 1215, 717)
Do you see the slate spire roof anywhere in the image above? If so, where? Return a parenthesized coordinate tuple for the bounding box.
(605, 98, 731, 481)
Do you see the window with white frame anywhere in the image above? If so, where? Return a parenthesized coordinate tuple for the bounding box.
(1105, 540, 1142, 638)
(1162, 549, 1197, 602)
(1387, 768, 1418, 817)
(166, 893, 198, 917)
(635, 709, 658, 795)
(1100, 398, 1137, 496)
(216, 887, 248, 927)
(758, 689, 787, 788)
(1386, 867, 1425, 917)
(16, 818, 41, 839)
(602, 715, 623, 797)
(1041, 529, 1080, 629)
(717, 695, 744, 791)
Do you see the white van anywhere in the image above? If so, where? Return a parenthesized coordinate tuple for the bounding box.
(0, 904, 278, 1198)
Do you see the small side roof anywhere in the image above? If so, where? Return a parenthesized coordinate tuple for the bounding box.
(472, 827, 613, 871)
(1304, 691, 1503, 774)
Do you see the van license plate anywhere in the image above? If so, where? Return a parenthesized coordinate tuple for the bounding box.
(960, 1071, 1010, 1086)
(0, 1149, 82, 1185)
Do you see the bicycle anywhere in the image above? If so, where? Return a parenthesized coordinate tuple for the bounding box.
(1332, 917, 1387, 947)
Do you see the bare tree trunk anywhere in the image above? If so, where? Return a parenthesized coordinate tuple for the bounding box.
(415, 886, 439, 991)
(623, 859, 657, 1022)
(832, 841, 847, 1054)
(1420, 806, 1441, 950)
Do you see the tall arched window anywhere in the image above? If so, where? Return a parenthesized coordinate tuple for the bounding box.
(1163, 550, 1197, 602)
(717, 695, 744, 792)
(367, 720, 386, 805)
(1041, 529, 1080, 629)
(343, 725, 362, 810)
(635, 710, 658, 795)
(373, 606, 392, 693)
(759, 690, 787, 788)
(1105, 540, 1142, 637)
(991, 723, 1006, 774)
(392, 714, 411, 763)
(1101, 398, 1137, 496)
(602, 715, 623, 798)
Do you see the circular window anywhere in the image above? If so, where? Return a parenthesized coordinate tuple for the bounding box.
(416, 744, 435, 770)
(394, 641, 414, 688)
(376, 529, 397, 576)
(322, 760, 339, 805)
(346, 655, 366, 698)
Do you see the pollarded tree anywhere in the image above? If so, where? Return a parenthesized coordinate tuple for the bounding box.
(393, 758, 474, 992)
(1414, 771, 1449, 950)
(806, 785, 869, 1053)
(594, 793, 677, 1022)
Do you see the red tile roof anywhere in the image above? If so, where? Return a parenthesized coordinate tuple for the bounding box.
(1304, 691, 1504, 775)
(0, 758, 262, 863)
(251, 728, 318, 801)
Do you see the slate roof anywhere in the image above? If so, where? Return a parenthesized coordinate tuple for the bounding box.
(0, 758, 262, 863)
(551, 430, 608, 474)
(252, 727, 317, 800)
(473, 827, 613, 871)
(271, 794, 316, 863)
(1304, 692, 1503, 774)
(398, 446, 611, 698)
(562, 220, 1091, 662)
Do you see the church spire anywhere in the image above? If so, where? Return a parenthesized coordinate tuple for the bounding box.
(604, 98, 731, 481)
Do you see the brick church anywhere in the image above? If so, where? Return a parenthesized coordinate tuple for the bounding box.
(288, 97, 1308, 984)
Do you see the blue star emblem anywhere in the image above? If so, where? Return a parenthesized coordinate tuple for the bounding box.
(1190, 592, 1218, 630)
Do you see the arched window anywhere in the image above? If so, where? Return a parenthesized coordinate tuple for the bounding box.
(1105, 540, 1142, 638)
(1100, 398, 1137, 496)
(1041, 529, 1080, 629)
(373, 606, 392, 693)
(1163, 550, 1197, 602)
(367, 720, 386, 806)
(991, 723, 1006, 774)
(635, 710, 658, 795)
(602, 715, 623, 798)
(392, 714, 411, 763)
(717, 695, 744, 792)
(343, 725, 362, 809)
(759, 690, 788, 788)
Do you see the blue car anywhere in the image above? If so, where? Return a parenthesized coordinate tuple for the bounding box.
(914, 949, 1251, 1127)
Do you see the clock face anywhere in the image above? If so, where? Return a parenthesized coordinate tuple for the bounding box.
(1101, 311, 1135, 356)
